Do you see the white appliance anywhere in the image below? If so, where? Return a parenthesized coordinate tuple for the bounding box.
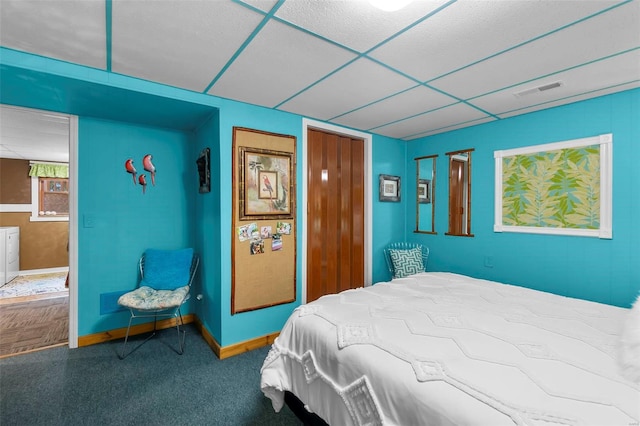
(0, 226, 20, 285)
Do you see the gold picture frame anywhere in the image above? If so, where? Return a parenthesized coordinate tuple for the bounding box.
(238, 146, 295, 220)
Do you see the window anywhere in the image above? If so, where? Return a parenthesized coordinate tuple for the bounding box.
(39, 178, 69, 216)
(29, 162, 69, 222)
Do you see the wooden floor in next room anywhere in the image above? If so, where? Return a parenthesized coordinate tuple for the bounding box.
(0, 272, 69, 358)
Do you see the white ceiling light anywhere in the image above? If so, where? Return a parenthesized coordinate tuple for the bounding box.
(369, 0, 413, 12)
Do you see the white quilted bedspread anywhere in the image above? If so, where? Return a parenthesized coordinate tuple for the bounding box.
(260, 272, 640, 426)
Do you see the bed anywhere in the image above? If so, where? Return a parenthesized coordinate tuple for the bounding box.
(260, 272, 640, 425)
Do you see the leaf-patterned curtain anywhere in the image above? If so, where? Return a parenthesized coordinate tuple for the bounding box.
(29, 163, 69, 178)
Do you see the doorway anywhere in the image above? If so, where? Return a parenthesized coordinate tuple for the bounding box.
(305, 127, 365, 302)
(0, 105, 78, 355)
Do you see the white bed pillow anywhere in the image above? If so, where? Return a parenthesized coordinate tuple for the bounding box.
(618, 293, 640, 384)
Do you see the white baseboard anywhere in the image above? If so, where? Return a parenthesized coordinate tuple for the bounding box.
(19, 267, 69, 276)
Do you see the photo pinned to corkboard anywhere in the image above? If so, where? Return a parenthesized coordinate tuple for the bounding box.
(232, 127, 297, 314)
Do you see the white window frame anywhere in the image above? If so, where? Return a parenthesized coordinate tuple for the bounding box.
(494, 133, 612, 239)
(30, 174, 69, 222)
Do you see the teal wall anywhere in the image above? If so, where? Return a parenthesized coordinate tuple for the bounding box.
(213, 99, 304, 346)
(371, 135, 407, 283)
(2, 48, 638, 352)
(404, 89, 640, 308)
(193, 112, 222, 341)
(77, 118, 197, 335)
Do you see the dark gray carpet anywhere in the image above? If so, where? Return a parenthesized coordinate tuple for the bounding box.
(0, 324, 301, 426)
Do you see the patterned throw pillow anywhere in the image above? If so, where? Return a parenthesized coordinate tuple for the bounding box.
(389, 247, 424, 278)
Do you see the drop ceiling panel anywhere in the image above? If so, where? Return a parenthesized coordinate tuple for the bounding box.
(430, 2, 640, 100)
(368, 1, 620, 83)
(373, 102, 490, 139)
(0, 0, 106, 69)
(472, 50, 640, 116)
(209, 19, 357, 107)
(275, 0, 449, 53)
(331, 85, 456, 131)
(409, 117, 497, 139)
(112, 0, 263, 92)
(278, 57, 416, 120)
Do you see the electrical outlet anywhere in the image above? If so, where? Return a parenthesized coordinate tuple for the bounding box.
(484, 255, 494, 268)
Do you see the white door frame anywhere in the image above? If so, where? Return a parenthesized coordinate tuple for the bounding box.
(301, 118, 373, 304)
(68, 115, 78, 348)
(0, 105, 78, 348)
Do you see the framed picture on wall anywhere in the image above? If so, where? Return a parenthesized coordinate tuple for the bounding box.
(379, 174, 400, 202)
(418, 178, 431, 204)
(494, 133, 612, 239)
(239, 146, 295, 220)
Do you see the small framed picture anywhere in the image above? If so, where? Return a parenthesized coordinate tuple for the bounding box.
(379, 174, 400, 202)
(418, 179, 431, 204)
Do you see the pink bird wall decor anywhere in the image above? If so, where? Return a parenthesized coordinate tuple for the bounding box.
(125, 158, 137, 184)
(138, 174, 147, 194)
(125, 154, 156, 195)
(143, 154, 156, 186)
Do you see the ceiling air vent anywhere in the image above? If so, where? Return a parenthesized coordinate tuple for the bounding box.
(514, 81, 563, 98)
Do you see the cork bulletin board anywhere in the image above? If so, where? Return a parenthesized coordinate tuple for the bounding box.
(231, 127, 297, 314)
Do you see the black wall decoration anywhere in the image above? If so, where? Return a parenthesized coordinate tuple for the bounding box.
(196, 148, 210, 194)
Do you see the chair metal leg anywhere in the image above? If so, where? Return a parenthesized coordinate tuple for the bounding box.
(119, 309, 187, 359)
(175, 308, 186, 355)
(119, 311, 157, 359)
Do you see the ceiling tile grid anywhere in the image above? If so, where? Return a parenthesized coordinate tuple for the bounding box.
(277, 56, 418, 120)
(372, 101, 491, 139)
(429, 1, 640, 101)
(367, 0, 621, 83)
(273, 0, 450, 53)
(208, 17, 358, 107)
(472, 49, 640, 116)
(331, 85, 457, 131)
(0, 0, 638, 144)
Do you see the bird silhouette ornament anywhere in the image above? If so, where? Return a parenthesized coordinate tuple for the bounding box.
(125, 159, 137, 185)
(138, 174, 147, 194)
(143, 154, 156, 186)
(125, 155, 156, 195)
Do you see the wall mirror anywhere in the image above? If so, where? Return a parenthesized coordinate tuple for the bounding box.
(415, 154, 437, 234)
(446, 148, 474, 237)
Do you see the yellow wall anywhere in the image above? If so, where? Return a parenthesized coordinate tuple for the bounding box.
(0, 158, 69, 270)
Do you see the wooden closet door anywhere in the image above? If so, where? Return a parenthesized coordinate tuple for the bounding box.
(307, 129, 364, 303)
